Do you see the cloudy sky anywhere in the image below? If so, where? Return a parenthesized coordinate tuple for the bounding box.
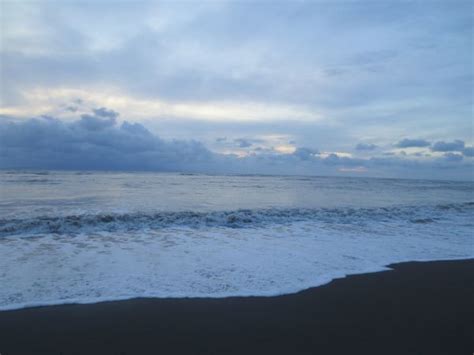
(0, 0, 472, 179)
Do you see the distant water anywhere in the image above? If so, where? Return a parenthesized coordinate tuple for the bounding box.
(0, 171, 473, 310)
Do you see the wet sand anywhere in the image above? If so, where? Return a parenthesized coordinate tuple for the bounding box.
(0, 259, 473, 355)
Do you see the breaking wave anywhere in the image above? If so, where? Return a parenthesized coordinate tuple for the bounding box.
(1, 202, 472, 237)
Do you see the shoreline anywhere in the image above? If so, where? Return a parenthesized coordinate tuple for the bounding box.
(0, 259, 473, 354)
(1, 256, 471, 313)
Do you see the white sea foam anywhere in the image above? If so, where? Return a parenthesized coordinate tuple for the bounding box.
(0, 207, 472, 311)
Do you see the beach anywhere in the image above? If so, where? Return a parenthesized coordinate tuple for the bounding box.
(1, 0, 473, 353)
(0, 259, 472, 355)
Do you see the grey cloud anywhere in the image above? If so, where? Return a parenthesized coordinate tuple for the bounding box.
(324, 68, 346, 77)
(292, 147, 319, 161)
(234, 138, 252, 148)
(65, 106, 78, 112)
(0, 115, 214, 171)
(77, 114, 116, 131)
(0, 114, 472, 180)
(355, 143, 378, 151)
(351, 50, 398, 66)
(234, 138, 264, 148)
(442, 153, 463, 162)
(462, 147, 474, 157)
(431, 140, 465, 152)
(323, 154, 365, 167)
(92, 107, 119, 119)
(395, 138, 431, 148)
(0, 1, 471, 180)
(2, 1, 472, 114)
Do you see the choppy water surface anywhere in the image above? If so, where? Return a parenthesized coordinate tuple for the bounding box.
(0, 171, 473, 310)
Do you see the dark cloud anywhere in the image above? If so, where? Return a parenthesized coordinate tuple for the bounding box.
(355, 143, 378, 151)
(233, 138, 264, 148)
(0, 112, 472, 180)
(292, 147, 319, 161)
(92, 107, 119, 119)
(462, 147, 474, 157)
(394, 138, 431, 148)
(77, 114, 116, 131)
(323, 153, 365, 167)
(0, 113, 214, 171)
(431, 140, 465, 152)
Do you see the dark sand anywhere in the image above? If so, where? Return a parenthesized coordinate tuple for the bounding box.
(0, 259, 473, 355)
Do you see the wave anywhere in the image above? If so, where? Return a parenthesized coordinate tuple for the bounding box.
(1, 178, 60, 184)
(1, 202, 472, 237)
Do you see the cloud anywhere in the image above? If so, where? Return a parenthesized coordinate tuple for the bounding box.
(462, 147, 474, 157)
(65, 106, 78, 112)
(431, 140, 465, 152)
(1, 2, 471, 126)
(1, 87, 321, 123)
(233, 138, 264, 148)
(351, 50, 398, 66)
(1, 0, 472, 175)
(292, 147, 320, 161)
(92, 107, 119, 119)
(77, 114, 116, 131)
(442, 153, 463, 162)
(0, 113, 214, 171)
(355, 143, 378, 151)
(234, 139, 252, 148)
(394, 138, 431, 148)
(0, 112, 472, 180)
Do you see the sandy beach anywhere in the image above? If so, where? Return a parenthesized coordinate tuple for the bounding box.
(0, 259, 472, 355)
(2, 0, 473, 353)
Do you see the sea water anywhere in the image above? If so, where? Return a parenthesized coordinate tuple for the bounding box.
(0, 171, 473, 310)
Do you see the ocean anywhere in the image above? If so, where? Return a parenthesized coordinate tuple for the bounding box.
(0, 170, 473, 311)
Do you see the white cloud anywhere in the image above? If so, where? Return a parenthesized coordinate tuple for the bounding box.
(0, 87, 322, 123)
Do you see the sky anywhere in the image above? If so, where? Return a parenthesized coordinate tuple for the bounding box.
(0, 0, 473, 180)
